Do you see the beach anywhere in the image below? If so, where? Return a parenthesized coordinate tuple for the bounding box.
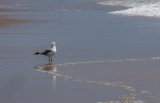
(0, 0, 160, 103)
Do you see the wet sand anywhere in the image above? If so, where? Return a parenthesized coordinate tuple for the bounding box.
(0, 9, 37, 29)
(35, 59, 160, 103)
(0, 0, 160, 103)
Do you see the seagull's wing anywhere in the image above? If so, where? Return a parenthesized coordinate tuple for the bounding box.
(41, 49, 52, 55)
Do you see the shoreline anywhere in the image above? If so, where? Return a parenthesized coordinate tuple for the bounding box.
(0, 1, 160, 103)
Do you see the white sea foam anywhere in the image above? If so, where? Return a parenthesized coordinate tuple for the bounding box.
(15, 4, 39, 6)
(56, 57, 160, 66)
(110, 3, 160, 17)
(151, 57, 160, 60)
(97, 0, 160, 17)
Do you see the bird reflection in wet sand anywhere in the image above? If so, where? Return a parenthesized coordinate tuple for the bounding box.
(35, 62, 72, 89)
(35, 62, 57, 88)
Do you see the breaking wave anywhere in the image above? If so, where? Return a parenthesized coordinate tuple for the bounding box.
(97, 0, 160, 17)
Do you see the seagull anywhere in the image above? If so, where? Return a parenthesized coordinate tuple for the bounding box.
(34, 42, 57, 61)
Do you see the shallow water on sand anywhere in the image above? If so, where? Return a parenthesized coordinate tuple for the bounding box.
(0, 0, 160, 103)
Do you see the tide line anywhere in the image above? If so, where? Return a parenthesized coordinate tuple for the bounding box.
(56, 57, 160, 67)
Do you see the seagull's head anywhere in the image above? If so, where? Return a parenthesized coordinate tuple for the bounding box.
(51, 42, 57, 47)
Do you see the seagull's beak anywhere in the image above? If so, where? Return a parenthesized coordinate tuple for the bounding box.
(55, 43, 58, 46)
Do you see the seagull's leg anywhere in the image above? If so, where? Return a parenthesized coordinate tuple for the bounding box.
(49, 57, 50, 61)
(49, 59, 52, 64)
(51, 57, 52, 61)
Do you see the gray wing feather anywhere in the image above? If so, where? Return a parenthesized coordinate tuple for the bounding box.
(41, 50, 52, 55)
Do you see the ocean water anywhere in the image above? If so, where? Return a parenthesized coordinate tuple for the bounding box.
(0, 0, 160, 103)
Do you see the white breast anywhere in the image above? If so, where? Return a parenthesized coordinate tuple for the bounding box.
(47, 51, 56, 57)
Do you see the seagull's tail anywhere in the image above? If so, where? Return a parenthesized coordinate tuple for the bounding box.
(34, 52, 40, 55)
